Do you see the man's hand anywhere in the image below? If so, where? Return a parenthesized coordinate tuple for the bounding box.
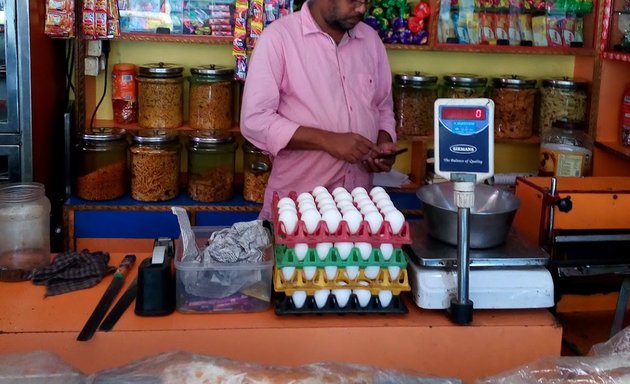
(362, 141, 399, 173)
(324, 132, 379, 163)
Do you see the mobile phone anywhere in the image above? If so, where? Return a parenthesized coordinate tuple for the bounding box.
(376, 148, 408, 159)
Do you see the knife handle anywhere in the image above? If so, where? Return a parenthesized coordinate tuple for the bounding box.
(114, 254, 136, 278)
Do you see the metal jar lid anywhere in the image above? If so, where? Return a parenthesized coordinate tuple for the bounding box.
(138, 62, 184, 78)
(492, 75, 537, 88)
(552, 119, 587, 131)
(394, 71, 438, 85)
(542, 76, 588, 89)
(81, 127, 126, 141)
(444, 73, 488, 86)
(132, 129, 179, 143)
(190, 64, 234, 78)
(190, 130, 235, 144)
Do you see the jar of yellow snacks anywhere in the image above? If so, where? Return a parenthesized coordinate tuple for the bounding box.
(137, 63, 184, 129)
(187, 131, 237, 202)
(393, 71, 438, 137)
(130, 129, 180, 202)
(188, 65, 235, 130)
(490, 75, 537, 139)
(539, 77, 588, 136)
(242, 141, 271, 203)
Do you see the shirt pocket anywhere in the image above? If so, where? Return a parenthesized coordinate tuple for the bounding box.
(353, 73, 376, 105)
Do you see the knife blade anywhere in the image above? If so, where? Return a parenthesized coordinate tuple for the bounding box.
(77, 254, 136, 341)
(98, 277, 138, 332)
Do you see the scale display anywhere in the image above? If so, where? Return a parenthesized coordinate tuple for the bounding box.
(434, 99, 495, 182)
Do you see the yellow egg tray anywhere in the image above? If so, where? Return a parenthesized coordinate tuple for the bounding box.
(272, 266, 411, 296)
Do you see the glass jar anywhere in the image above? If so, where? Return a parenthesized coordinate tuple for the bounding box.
(242, 141, 271, 203)
(539, 119, 593, 177)
(130, 130, 180, 201)
(76, 128, 128, 201)
(539, 77, 588, 136)
(137, 63, 184, 129)
(112, 63, 137, 124)
(442, 74, 487, 98)
(188, 65, 235, 130)
(393, 71, 438, 137)
(491, 75, 537, 139)
(187, 131, 237, 202)
(0, 183, 51, 281)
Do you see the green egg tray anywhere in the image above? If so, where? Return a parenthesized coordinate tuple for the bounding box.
(274, 244, 408, 269)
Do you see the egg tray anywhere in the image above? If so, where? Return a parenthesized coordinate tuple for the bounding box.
(274, 292, 408, 315)
(271, 192, 412, 248)
(274, 244, 408, 269)
(273, 267, 411, 296)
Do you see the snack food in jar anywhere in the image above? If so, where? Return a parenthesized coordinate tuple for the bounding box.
(130, 129, 180, 201)
(442, 74, 487, 98)
(112, 63, 137, 124)
(137, 63, 184, 129)
(243, 141, 271, 203)
(188, 65, 235, 130)
(187, 131, 237, 202)
(539, 77, 588, 135)
(76, 127, 128, 200)
(539, 119, 592, 177)
(393, 71, 438, 136)
(491, 75, 537, 139)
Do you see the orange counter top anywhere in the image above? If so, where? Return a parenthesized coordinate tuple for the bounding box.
(0, 253, 562, 383)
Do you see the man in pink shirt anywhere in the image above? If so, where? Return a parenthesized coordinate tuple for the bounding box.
(240, 0, 398, 220)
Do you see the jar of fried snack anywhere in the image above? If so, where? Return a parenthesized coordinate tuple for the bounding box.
(539, 119, 592, 177)
(442, 74, 487, 98)
(130, 129, 180, 201)
(187, 131, 237, 202)
(76, 127, 128, 201)
(137, 63, 184, 129)
(188, 65, 235, 130)
(490, 75, 537, 139)
(539, 77, 588, 136)
(393, 71, 438, 137)
(243, 141, 271, 203)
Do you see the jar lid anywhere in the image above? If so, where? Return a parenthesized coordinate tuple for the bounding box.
(81, 127, 126, 141)
(132, 129, 179, 143)
(190, 130, 235, 144)
(138, 62, 184, 78)
(552, 119, 587, 131)
(394, 71, 438, 84)
(542, 76, 588, 89)
(492, 75, 537, 88)
(444, 73, 487, 86)
(190, 64, 235, 77)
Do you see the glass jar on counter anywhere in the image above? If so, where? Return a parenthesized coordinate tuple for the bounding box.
(539, 77, 588, 136)
(188, 65, 235, 131)
(442, 74, 487, 98)
(0, 183, 50, 281)
(490, 75, 537, 139)
(539, 119, 592, 177)
(137, 63, 184, 129)
(187, 131, 237, 202)
(76, 127, 128, 201)
(242, 141, 271, 203)
(130, 130, 180, 202)
(393, 71, 438, 137)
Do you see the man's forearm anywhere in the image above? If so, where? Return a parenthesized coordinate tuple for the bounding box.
(286, 126, 333, 151)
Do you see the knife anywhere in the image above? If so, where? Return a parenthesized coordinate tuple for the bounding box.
(77, 254, 136, 341)
(97, 277, 138, 332)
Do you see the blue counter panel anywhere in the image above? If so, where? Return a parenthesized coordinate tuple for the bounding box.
(196, 211, 260, 226)
(74, 210, 182, 239)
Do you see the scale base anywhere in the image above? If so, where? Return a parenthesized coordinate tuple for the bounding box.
(408, 261, 555, 309)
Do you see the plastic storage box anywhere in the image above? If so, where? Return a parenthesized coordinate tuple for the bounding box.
(175, 226, 274, 313)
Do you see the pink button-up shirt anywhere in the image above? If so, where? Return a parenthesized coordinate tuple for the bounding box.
(240, 4, 396, 220)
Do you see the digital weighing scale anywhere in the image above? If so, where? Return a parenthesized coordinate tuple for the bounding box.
(408, 99, 554, 322)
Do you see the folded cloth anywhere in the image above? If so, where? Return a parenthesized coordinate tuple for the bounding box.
(31, 250, 115, 296)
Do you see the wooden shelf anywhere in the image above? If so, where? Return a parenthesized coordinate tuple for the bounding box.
(602, 51, 630, 62)
(595, 140, 630, 161)
(384, 44, 431, 51)
(433, 43, 596, 56)
(92, 119, 241, 134)
(115, 32, 233, 44)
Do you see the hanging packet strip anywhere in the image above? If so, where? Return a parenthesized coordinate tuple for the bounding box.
(233, 0, 249, 80)
(45, 0, 76, 38)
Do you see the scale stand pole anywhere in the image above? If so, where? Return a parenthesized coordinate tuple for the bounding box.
(450, 180, 474, 325)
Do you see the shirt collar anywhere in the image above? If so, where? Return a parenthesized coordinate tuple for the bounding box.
(300, 2, 365, 40)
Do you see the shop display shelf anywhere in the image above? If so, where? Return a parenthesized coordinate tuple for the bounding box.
(115, 32, 233, 44)
(92, 119, 241, 134)
(274, 292, 408, 315)
(602, 51, 630, 62)
(275, 244, 407, 269)
(432, 43, 596, 56)
(595, 141, 630, 161)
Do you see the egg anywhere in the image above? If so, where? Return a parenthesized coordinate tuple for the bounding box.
(351, 186, 368, 198)
(324, 266, 338, 280)
(342, 209, 363, 234)
(321, 209, 342, 234)
(376, 198, 394, 210)
(356, 198, 376, 212)
(360, 205, 378, 217)
(334, 192, 353, 204)
(379, 203, 397, 215)
(372, 192, 391, 205)
(332, 283, 351, 308)
(292, 291, 307, 309)
(318, 202, 337, 214)
(301, 209, 321, 234)
(278, 205, 297, 216)
(298, 200, 316, 213)
(315, 193, 333, 205)
(378, 290, 393, 308)
(303, 266, 317, 280)
(334, 242, 353, 260)
(277, 197, 296, 210)
(370, 186, 386, 198)
(364, 211, 383, 234)
(388, 266, 401, 280)
(345, 265, 360, 280)
(281, 266, 295, 281)
(355, 242, 372, 261)
(316, 197, 335, 211)
(312, 185, 328, 197)
(354, 288, 371, 308)
(297, 192, 314, 204)
(385, 210, 405, 234)
(315, 242, 333, 261)
(337, 201, 355, 212)
(278, 211, 298, 235)
(293, 243, 309, 261)
(380, 243, 394, 261)
(364, 266, 380, 279)
(314, 289, 330, 309)
(331, 186, 348, 197)
(352, 193, 370, 204)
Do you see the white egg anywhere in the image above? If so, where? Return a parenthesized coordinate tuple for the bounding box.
(376, 198, 394, 210)
(318, 202, 337, 214)
(334, 192, 353, 203)
(278, 205, 297, 216)
(385, 210, 405, 234)
(372, 192, 391, 205)
(298, 200, 316, 212)
(380, 243, 394, 261)
(278, 197, 296, 210)
(278, 211, 298, 235)
(301, 209, 321, 234)
(331, 186, 348, 197)
(324, 266, 338, 280)
(335, 199, 354, 211)
(292, 291, 307, 309)
(355, 242, 372, 261)
(321, 209, 342, 234)
(351, 186, 368, 198)
(312, 185, 328, 197)
(315, 193, 333, 205)
(379, 203, 397, 215)
(297, 192, 314, 204)
(360, 206, 379, 217)
(378, 290, 393, 308)
(364, 211, 383, 234)
(345, 265, 360, 280)
(354, 288, 371, 308)
(342, 210, 363, 234)
(315, 242, 333, 261)
(314, 289, 330, 309)
(293, 243, 309, 261)
(356, 198, 376, 211)
(370, 186, 386, 198)
(364, 266, 380, 279)
(303, 266, 317, 280)
(332, 285, 351, 308)
(339, 204, 357, 214)
(352, 193, 370, 204)
(334, 242, 353, 260)
(388, 266, 401, 280)
(281, 266, 295, 281)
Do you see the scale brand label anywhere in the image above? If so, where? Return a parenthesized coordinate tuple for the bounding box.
(450, 144, 477, 154)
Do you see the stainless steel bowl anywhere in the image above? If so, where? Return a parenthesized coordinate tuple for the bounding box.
(416, 183, 521, 249)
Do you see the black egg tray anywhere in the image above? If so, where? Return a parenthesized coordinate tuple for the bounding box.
(274, 292, 408, 315)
